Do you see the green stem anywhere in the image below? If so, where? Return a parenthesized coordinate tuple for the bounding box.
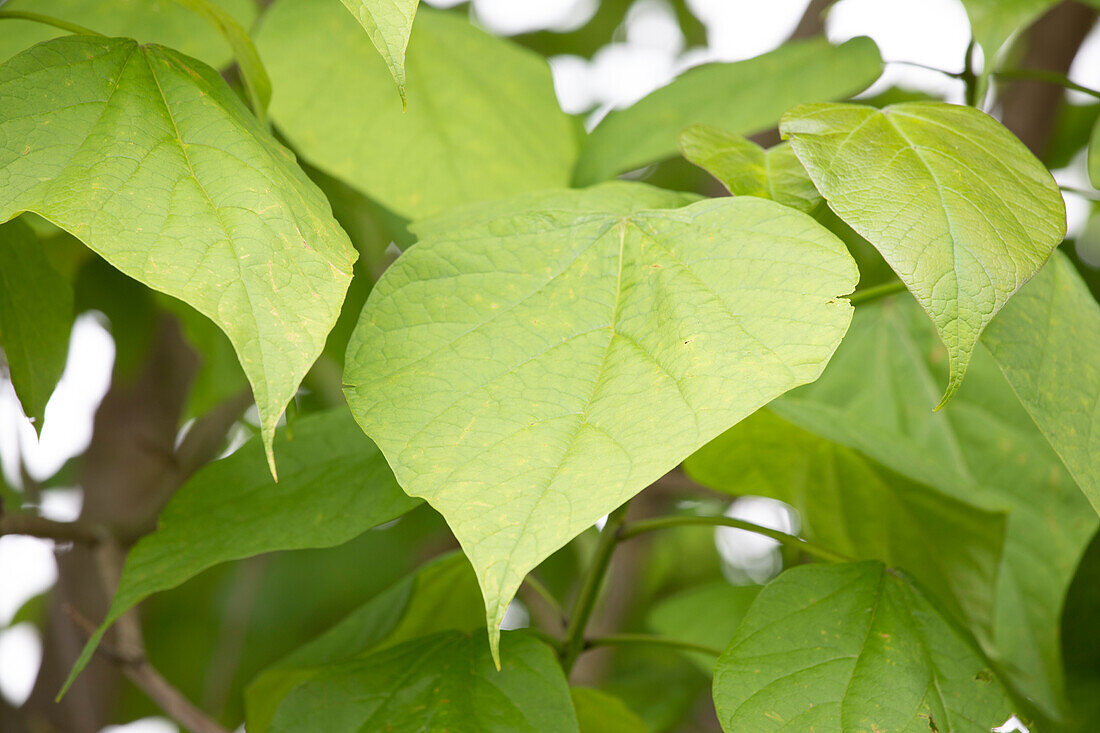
(585, 633, 723, 658)
(560, 502, 631, 673)
(848, 279, 907, 306)
(619, 514, 851, 564)
(993, 68, 1100, 100)
(0, 10, 103, 35)
(522, 574, 564, 619)
(1060, 185, 1100, 201)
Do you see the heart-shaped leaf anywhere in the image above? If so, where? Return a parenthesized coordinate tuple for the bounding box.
(781, 101, 1065, 406)
(0, 36, 357, 472)
(713, 562, 1016, 732)
(344, 182, 859, 659)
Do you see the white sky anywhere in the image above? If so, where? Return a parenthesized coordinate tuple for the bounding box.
(2, 1, 1090, 729)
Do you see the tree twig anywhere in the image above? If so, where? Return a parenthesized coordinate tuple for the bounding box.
(0, 513, 106, 545)
(584, 633, 724, 658)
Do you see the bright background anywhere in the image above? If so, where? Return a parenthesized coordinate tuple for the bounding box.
(4, 0, 1097, 729)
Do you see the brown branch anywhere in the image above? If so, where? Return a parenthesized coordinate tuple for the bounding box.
(788, 0, 835, 41)
(65, 605, 229, 733)
(0, 513, 106, 545)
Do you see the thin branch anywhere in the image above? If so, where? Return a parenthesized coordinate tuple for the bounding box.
(619, 514, 852, 564)
(521, 574, 564, 622)
(848, 279, 907, 306)
(560, 501, 631, 673)
(1060, 185, 1100, 201)
(0, 513, 106, 545)
(0, 10, 102, 35)
(585, 633, 723, 658)
(995, 67, 1100, 100)
(65, 606, 228, 733)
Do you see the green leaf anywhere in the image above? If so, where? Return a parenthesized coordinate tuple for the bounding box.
(247, 551, 483, 733)
(685, 409, 1006, 639)
(960, 0, 1056, 65)
(713, 562, 1016, 732)
(0, 36, 357, 472)
(1089, 115, 1100, 189)
(0, 218, 73, 431)
(344, 181, 859, 660)
(678, 125, 821, 213)
(647, 582, 760, 672)
(781, 101, 1066, 406)
(257, 0, 577, 220)
(983, 252, 1100, 514)
(771, 295, 1097, 718)
(61, 408, 419, 697)
(269, 630, 579, 733)
(572, 36, 882, 186)
(572, 687, 648, 733)
(0, 0, 257, 68)
(338, 0, 419, 107)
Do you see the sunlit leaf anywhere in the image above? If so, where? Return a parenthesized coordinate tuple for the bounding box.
(0, 0, 256, 68)
(712, 562, 1016, 732)
(678, 124, 821, 212)
(63, 409, 418, 695)
(771, 295, 1096, 719)
(782, 101, 1065, 405)
(0, 36, 357, 471)
(573, 36, 882, 185)
(257, 0, 577, 219)
(269, 630, 578, 733)
(344, 182, 859, 659)
(339, 0, 419, 106)
(0, 218, 73, 431)
(960, 0, 1057, 65)
(984, 252, 1100, 513)
(686, 409, 1006, 638)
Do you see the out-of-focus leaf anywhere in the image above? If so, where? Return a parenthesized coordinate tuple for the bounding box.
(678, 125, 821, 212)
(647, 582, 760, 672)
(686, 409, 1007, 639)
(246, 551, 483, 733)
(1047, 102, 1100, 170)
(338, 0, 419, 106)
(1061, 529, 1100, 732)
(269, 630, 578, 733)
(572, 687, 648, 733)
(771, 295, 1097, 719)
(712, 562, 1016, 732)
(258, 0, 577, 220)
(0, 218, 73, 430)
(64, 409, 419, 694)
(0, 0, 256, 68)
(1090, 115, 1100, 189)
(782, 101, 1065, 406)
(343, 182, 859, 660)
(984, 252, 1100, 514)
(960, 0, 1057, 67)
(0, 36, 358, 472)
(573, 36, 882, 185)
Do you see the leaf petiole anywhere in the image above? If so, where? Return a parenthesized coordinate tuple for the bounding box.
(0, 10, 103, 36)
(584, 633, 724, 658)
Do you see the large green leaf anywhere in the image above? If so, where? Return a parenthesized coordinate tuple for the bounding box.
(344, 182, 859, 659)
(647, 582, 760, 672)
(686, 409, 1006, 639)
(257, 0, 577, 220)
(247, 551, 483, 733)
(571, 688, 648, 733)
(0, 0, 256, 68)
(269, 630, 578, 733)
(572, 36, 882, 186)
(984, 253, 1100, 514)
(0, 36, 357, 470)
(62, 409, 419, 695)
(712, 562, 1015, 732)
(0, 218, 73, 430)
(782, 101, 1066, 406)
(771, 295, 1097, 718)
(339, 0, 419, 107)
(678, 125, 821, 213)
